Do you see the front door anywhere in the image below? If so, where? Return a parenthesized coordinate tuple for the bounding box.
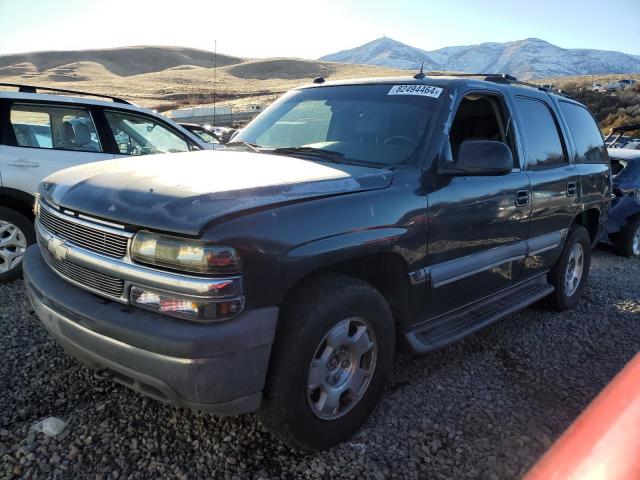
(423, 91, 531, 319)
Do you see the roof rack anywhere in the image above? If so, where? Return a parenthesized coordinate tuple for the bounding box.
(0, 82, 132, 104)
(421, 72, 576, 100)
(609, 123, 640, 134)
(604, 123, 640, 147)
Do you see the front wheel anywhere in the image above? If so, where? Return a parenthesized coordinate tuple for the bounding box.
(0, 207, 35, 283)
(543, 225, 592, 311)
(258, 274, 395, 451)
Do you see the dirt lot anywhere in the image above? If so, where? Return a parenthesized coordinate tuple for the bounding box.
(0, 248, 639, 479)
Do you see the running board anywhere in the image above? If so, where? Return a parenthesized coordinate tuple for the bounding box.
(404, 276, 554, 354)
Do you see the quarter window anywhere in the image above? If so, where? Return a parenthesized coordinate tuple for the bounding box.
(516, 97, 566, 171)
(104, 111, 190, 156)
(9, 104, 102, 152)
(559, 102, 607, 164)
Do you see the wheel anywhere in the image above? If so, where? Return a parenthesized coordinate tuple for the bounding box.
(0, 207, 35, 283)
(543, 225, 592, 311)
(258, 274, 395, 451)
(613, 218, 640, 257)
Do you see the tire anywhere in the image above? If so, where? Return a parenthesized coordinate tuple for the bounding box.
(0, 207, 35, 283)
(613, 218, 640, 257)
(258, 274, 395, 451)
(543, 225, 592, 311)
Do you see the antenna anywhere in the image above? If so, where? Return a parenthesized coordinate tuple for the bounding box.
(413, 62, 425, 80)
(213, 39, 217, 127)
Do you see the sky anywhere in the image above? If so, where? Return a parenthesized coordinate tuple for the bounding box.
(1, 0, 639, 58)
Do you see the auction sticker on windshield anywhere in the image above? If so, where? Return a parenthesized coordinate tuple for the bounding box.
(388, 84, 443, 98)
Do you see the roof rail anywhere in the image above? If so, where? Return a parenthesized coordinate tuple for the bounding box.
(0, 82, 132, 104)
(421, 72, 576, 100)
(481, 74, 576, 99)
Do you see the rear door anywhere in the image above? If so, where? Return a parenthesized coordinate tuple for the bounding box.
(556, 100, 610, 234)
(511, 94, 580, 279)
(0, 101, 114, 195)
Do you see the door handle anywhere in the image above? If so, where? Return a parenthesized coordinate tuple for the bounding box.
(8, 158, 39, 167)
(515, 190, 530, 207)
(567, 182, 577, 197)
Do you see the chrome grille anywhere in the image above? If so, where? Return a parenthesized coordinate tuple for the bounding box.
(39, 204, 128, 258)
(39, 241, 125, 298)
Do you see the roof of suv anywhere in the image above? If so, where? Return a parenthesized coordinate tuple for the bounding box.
(0, 90, 158, 116)
(298, 74, 580, 103)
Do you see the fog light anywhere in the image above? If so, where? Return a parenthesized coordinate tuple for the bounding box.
(130, 286, 244, 322)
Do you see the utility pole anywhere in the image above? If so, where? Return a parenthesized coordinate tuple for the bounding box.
(213, 39, 217, 127)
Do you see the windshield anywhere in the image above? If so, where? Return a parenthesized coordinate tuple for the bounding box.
(235, 84, 443, 167)
(191, 127, 220, 144)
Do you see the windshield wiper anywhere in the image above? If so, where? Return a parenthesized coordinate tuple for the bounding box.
(271, 146, 346, 161)
(270, 146, 383, 169)
(225, 141, 262, 152)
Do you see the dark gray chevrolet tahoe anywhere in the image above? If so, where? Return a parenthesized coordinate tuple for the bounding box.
(23, 75, 611, 450)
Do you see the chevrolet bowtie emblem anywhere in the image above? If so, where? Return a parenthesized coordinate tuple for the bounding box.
(47, 236, 68, 261)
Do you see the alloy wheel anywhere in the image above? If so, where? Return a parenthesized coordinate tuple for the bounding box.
(564, 243, 584, 297)
(0, 221, 27, 274)
(307, 317, 378, 420)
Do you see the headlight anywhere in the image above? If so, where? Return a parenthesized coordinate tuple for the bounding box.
(131, 231, 240, 274)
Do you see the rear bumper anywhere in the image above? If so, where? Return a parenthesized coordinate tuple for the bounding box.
(23, 246, 278, 415)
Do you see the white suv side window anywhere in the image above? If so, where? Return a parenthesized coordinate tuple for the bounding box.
(104, 111, 190, 156)
(9, 104, 102, 152)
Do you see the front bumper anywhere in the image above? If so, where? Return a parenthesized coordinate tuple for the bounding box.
(23, 246, 278, 415)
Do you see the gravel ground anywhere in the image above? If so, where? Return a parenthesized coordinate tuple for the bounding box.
(1, 249, 639, 480)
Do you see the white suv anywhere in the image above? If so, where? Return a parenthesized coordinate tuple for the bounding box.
(0, 83, 210, 282)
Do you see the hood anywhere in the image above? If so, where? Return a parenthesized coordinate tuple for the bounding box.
(40, 150, 393, 236)
(608, 148, 640, 161)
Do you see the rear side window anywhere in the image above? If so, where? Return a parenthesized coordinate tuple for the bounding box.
(9, 104, 102, 152)
(559, 102, 607, 164)
(515, 97, 566, 171)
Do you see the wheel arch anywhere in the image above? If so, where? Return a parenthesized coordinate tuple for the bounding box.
(0, 187, 36, 221)
(573, 207, 601, 246)
(279, 251, 415, 333)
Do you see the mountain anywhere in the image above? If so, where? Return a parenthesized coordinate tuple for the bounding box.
(320, 37, 640, 80)
(0, 46, 242, 78)
(319, 37, 442, 71)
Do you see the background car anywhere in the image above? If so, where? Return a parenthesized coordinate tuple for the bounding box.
(0, 82, 211, 282)
(604, 148, 640, 256)
(179, 123, 221, 145)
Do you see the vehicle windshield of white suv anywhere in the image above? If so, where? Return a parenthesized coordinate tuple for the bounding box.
(234, 84, 443, 167)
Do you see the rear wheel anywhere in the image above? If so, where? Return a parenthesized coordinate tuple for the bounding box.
(543, 225, 591, 311)
(0, 207, 35, 283)
(613, 218, 640, 257)
(258, 274, 395, 451)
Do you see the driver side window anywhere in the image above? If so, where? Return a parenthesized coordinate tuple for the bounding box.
(445, 93, 517, 167)
(104, 111, 190, 156)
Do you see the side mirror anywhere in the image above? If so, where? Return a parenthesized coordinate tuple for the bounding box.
(443, 140, 513, 176)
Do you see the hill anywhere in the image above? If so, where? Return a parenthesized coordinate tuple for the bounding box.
(320, 37, 640, 80)
(0, 47, 410, 111)
(0, 46, 242, 77)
